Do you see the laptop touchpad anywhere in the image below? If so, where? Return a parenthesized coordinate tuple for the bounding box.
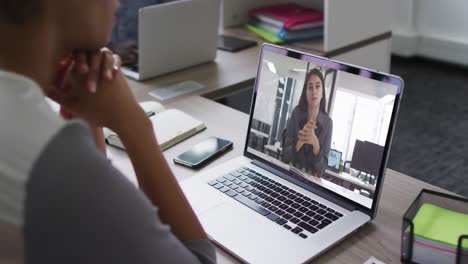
(200, 203, 298, 263)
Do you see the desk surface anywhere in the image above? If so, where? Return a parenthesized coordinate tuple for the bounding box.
(128, 44, 259, 103)
(127, 28, 329, 104)
(108, 94, 452, 264)
(128, 26, 392, 105)
(0, 29, 428, 264)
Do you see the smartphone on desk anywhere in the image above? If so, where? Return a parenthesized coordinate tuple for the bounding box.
(174, 137, 233, 169)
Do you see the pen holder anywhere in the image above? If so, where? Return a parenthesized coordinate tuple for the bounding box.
(401, 189, 468, 264)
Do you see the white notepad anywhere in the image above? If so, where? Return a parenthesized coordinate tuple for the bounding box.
(105, 102, 206, 151)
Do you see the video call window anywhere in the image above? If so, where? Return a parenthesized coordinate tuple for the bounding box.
(247, 51, 398, 208)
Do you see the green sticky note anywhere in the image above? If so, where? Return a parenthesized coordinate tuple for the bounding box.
(411, 203, 468, 248)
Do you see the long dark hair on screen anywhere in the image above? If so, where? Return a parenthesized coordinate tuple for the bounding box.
(298, 68, 327, 114)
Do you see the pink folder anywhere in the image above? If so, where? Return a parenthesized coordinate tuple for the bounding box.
(249, 3, 324, 31)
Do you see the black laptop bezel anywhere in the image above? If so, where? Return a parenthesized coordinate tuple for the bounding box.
(243, 43, 404, 218)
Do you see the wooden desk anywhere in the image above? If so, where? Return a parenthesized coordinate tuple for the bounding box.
(126, 28, 325, 104)
(126, 27, 392, 104)
(107, 95, 453, 264)
(127, 47, 259, 103)
(108, 96, 249, 184)
(100, 25, 449, 261)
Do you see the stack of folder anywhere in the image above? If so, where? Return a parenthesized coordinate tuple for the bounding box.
(408, 203, 468, 263)
(246, 3, 324, 44)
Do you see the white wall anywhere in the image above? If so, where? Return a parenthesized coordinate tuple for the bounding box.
(325, 0, 391, 52)
(253, 62, 278, 126)
(392, 0, 416, 34)
(252, 51, 308, 126)
(417, 1, 468, 43)
(392, 0, 468, 65)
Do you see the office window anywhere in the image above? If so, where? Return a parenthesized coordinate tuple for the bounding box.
(377, 97, 395, 145)
(347, 96, 381, 160)
(330, 89, 356, 159)
(331, 89, 394, 162)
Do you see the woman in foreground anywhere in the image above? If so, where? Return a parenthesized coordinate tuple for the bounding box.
(0, 0, 215, 263)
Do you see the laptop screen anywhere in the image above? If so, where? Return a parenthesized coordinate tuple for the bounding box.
(246, 45, 402, 209)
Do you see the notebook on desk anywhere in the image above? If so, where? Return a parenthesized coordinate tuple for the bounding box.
(104, 101, 206, 151)
(45, 99, 205, 151)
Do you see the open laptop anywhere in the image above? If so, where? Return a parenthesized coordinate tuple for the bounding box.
(181, 44, 404, 263)
(122, 0, 219, 81)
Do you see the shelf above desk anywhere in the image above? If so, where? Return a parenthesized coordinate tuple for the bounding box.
(223, 27, 393, 70)
(127, 26, 392, 105)
(223, 27, 326, 56)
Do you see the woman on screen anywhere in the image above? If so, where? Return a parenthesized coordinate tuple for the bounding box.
(282, 68, 333, 177)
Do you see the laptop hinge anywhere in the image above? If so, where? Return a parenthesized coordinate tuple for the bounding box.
(252, 159, 357, 212)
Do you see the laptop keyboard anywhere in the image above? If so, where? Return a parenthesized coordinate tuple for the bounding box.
(208, 167, 344, 239)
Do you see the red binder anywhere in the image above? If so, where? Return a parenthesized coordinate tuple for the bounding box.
(249, 3, 324, 31)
